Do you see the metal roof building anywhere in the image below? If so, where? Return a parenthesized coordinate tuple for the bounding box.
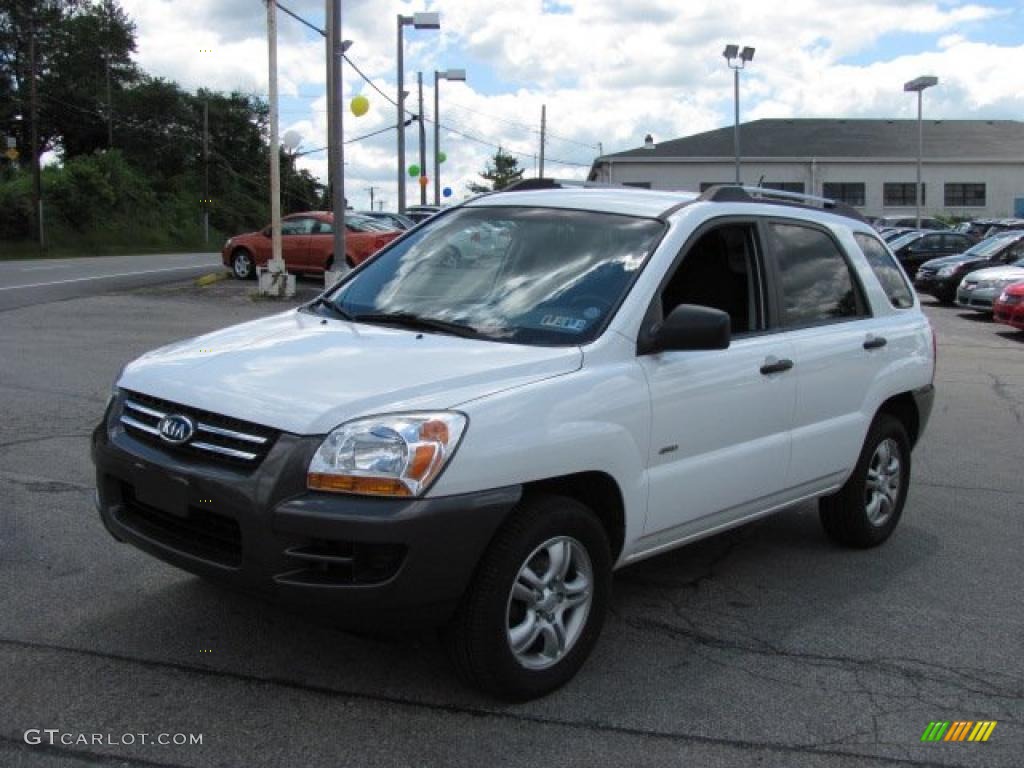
(589, 119, 1024, 219)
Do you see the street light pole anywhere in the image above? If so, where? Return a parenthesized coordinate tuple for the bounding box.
(329, 2, 346, 276)
(396, 12, 440, 214)
(266, 0, 283, 277)
(418, 71, 426, 205)
(723, 44, 755, 185)
(433, 68, 466, 206)
(904, 76, 938, 229)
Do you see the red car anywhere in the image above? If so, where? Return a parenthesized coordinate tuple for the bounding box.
(222, 211, 401, 279)
(993, 281, 1024, 330)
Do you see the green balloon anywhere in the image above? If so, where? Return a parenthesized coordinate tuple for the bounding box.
(437, 151, 447, 164)
(408, 164, 420, 177)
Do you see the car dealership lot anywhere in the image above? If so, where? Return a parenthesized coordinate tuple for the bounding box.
(1, 277, 1021, 767)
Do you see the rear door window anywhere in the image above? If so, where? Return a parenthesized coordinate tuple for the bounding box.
(854, 233, 914, 309)
(767, 222, 868, 328)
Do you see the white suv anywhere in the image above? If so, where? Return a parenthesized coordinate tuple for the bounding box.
(93, 184, 935, 700)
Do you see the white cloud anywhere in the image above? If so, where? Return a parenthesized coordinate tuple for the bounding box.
(117, 0, 1022, 212)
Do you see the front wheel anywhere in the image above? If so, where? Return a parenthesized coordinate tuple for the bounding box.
(444, 494, 611, 701)
(819, 414, 911, 548)
(231, 249, 255, 280)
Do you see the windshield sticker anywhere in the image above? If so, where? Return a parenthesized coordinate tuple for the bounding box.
(540, 315, 587, 332)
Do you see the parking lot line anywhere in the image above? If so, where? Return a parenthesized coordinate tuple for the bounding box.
(0, 264, 213, 291)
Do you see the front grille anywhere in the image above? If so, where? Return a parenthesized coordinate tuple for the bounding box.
(117, 484, 242, 567)
(119, 390, 277, 468)
(275, 540, 406, 586)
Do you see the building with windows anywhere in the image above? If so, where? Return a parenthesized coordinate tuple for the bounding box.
(588, 119, 1024, 219)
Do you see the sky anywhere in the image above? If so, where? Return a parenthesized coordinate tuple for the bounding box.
(117, 0, 1024, 213)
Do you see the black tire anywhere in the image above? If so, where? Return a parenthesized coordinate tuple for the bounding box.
(231, 248, 255, 280)
(819, 414, 911, 548)
(444, 494, 611, 701)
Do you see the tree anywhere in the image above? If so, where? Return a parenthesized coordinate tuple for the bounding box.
(467, 147, 524, 193)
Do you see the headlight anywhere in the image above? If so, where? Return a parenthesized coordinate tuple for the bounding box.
(937, 266, 957, 277)
(308, 411, 467, 497)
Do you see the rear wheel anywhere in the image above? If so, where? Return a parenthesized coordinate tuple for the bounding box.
(444, 494, 611, 701)
(231, 249, 255, 280)
(819, 414, 910, 548)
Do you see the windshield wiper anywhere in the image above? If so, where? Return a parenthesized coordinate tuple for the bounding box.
(352, 311, 479, 338)
(307, 297, 354, 321)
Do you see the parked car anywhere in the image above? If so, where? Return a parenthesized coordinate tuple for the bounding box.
(980, 218, 1024, 240)
(875, 215, 947, 231)
(404, 204, 443, 223)
(222, 211, 402, 279)
(914, 231, 1024, 304)
(955, 259, 1024, 313)
(357, 210, 416, 230)
(95, 185, 934, 700)
(887, 230, 973, 278)
(993, 281, 1024, 330)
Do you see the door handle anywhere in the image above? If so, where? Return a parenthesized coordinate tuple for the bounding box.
(760, 357, 794, 375)
(863, 335, 888, 350)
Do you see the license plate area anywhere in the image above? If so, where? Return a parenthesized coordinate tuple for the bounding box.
(132, 466, 190, 518)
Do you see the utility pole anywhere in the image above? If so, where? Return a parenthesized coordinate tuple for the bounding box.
(324, 0, 334, 210)
(367, 186, 377, 210)
(265, 0, 284, 284)
(203, 98, 209, 245)
(538, 104, 546, 179)
(417, 72, 426, 205)
(104, 0, 113, 148)
(396, 15, 406, 214)
(329, 0, 346, 274)
(29, 10, 42, 250)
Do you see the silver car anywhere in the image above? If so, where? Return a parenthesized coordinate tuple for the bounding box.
(956, 259, 1024, 313)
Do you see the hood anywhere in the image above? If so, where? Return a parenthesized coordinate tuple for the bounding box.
(119, 310, 582, 435)
(962, 265, 1024, 282)
(920, 253, 979, 269)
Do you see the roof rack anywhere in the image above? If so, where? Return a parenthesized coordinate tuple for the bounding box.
(502, 178, 627, 192)
(700, 184, 866, 224)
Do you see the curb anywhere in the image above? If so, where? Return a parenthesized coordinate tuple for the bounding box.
(195, 272, 229, 287)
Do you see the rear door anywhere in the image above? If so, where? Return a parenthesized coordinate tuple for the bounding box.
(762, 220, 882, 492)
(639, 219, 796, 542)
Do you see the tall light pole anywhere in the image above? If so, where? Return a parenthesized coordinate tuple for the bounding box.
(396, 12, 440, 214)
(328, 17, 351, 277)
(433, 68, 465, 205)
(266, 0, 283, 278)
(904, 75, 938, 229)
(722, 44, 755, 185)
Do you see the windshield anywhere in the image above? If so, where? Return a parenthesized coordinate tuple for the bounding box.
(962, 235, 1021, 258)
(888, 232, 922, 250)
(327, 206, 665, 345)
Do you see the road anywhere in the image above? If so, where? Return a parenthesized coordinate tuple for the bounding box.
(0, 252, 222, 311)
(0, 278, 1021, 767)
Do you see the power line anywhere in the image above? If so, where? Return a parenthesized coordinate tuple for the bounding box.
(445, 101, 600, 150)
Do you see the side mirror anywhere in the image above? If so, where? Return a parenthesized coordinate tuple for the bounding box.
(262, 226, 272, 237)
(640, 304, 731, 354)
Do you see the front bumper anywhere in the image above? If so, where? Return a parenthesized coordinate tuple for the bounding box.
(994, 299, 1024, 329)
(956, 287, 999, 312)
(913, 273, 957, 297)
(92, 396, 521, 628)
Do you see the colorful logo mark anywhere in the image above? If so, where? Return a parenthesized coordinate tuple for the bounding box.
(921, 721, 997, 742)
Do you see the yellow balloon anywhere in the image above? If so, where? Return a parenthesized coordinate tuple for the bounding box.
(350, 95, 369, 117)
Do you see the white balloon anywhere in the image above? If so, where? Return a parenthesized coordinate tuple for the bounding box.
(282, 130, 302, 150)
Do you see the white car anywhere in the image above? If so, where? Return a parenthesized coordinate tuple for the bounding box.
(94, 184, 935, 700)
(955, 259, 1024, 313)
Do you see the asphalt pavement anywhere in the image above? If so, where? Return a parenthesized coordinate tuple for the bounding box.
(0, 252, 222, 311)
(0, 277, 1021, 767)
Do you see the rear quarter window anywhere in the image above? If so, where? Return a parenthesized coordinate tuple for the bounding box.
(854, 233, 914, 309)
